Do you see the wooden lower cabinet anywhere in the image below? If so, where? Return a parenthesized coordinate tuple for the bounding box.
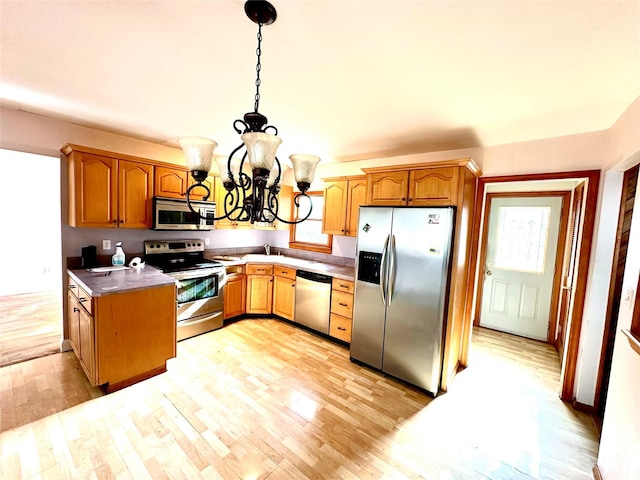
(246, 264, 274, 314)
(224, 274, 246, 319)
(67, 276, 176, 390)
(329, 278, 354, 343)
(273, 267, 296, 321)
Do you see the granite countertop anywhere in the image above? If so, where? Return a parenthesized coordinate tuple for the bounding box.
(68, 265, 176, 297)
(205, 253, 356, 282)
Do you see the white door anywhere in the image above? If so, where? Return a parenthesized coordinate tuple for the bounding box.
(480, 196, 563, 340)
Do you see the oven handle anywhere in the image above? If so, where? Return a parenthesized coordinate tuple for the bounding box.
(178, 310, 223, 326)
(170, 268, 225, 281)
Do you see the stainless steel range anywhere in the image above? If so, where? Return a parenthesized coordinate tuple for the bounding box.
(144, 240, 225, 341)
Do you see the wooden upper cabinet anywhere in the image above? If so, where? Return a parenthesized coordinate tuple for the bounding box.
(155, 166, 189, 199)
(119, 160, 154, 228)
(366, 171, 409, 206)
(188, 174, 215, 202)
(322, 176, 367, 236)
(364, 159, 479, 209)
(64, 145, 155, 228)
(322, 180, 348, 234)
(409, 167, 459, 206)
(69, 151, 118, 228)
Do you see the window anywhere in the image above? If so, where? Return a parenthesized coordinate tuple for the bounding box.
(289, 192, 332, 254)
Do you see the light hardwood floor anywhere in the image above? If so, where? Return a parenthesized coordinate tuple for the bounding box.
(0, 291, 62, 368)
(0, 320, 599, 479)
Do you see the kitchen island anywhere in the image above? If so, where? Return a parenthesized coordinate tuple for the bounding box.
(67, 266, 177, 392)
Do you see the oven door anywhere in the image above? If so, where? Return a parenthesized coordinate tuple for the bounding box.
(169, 268, 226, 340)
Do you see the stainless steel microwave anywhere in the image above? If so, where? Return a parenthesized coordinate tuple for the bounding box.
(153, 197, 216, 230)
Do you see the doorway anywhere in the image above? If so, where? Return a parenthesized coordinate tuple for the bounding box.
(478, 193, 569, 341)
(467, 170, 600, 404)
(0, 149, 62, 366)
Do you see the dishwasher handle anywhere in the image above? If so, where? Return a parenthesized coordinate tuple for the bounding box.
(296, 270, 332, 283)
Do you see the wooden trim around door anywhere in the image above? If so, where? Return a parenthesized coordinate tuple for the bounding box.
(467, 170, 601, 405)
(472, 191, 570, 343)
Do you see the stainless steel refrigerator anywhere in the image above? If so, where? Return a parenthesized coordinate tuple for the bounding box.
(350, 206, 454, 396)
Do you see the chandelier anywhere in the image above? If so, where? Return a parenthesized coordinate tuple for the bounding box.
(179, 0, 320, 225)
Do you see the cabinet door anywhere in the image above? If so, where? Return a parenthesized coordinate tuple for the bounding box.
(78, 306, 95, 385)
(155, 166, 189, 199)
(119, 160, 154, 228)
(345, 177, 367, 236)
(71, 152, 118, 227)
(273, 276, 296, 320)
(246, 275, 273, 314)
(408, 167, 459, 206)
(224, 275, 246, 319)
(366, 171, 409, 206)
(189, 174, 215, 202)
(322, 180, 348, 234)
(67, 291, 81, 357)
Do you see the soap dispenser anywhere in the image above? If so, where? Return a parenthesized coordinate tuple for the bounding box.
(112, 242, 125, 266)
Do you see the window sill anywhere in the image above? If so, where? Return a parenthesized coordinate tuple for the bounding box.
(622, 329, 640, 356)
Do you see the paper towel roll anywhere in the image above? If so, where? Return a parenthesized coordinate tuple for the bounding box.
(129, 257, 142, 268)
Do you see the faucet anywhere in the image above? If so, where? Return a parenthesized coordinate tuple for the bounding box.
(264, 244, 270, 256)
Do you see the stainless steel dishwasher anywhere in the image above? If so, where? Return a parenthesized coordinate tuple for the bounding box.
(295, 270, 332, 334)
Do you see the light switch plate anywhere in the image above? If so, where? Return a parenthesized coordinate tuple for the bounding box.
(102, 240, 111, 250)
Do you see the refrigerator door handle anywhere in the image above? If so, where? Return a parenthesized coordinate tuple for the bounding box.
(388, 234, 397, 305)
(380, 234, 390, 306)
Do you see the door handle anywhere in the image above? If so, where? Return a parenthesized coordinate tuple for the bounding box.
(486, 270, 492, 276)
(388, 235, 397, 306)
(380, 235, 390, 306)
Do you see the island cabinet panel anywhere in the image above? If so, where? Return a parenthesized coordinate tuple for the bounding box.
(155, 166, 189, 199)
(246, 264, 274, 314)
(362, 159, 481, 391)
(66, 274, 176, 391)
(322, 176, 367, 236)
(273, 267, 296, 321)
(224, 274, 246, 320)
(64, 144, 155, 229)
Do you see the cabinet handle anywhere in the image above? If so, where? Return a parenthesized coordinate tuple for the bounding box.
(338, 302, 348, 307)
(73, 307, 79, 313)
(119, 219, 124, 223)
(257, 268, 265, 272)
(79, 297, 87, 303)
(401, 197, 406, 201)
(291, 284, 295, 287)
(408, 198, 413, 202)
(337, 326, 346, 331)
(339, 284, 348, 288)
(69, 285, 77, 289)
(112, 220, 117, 224)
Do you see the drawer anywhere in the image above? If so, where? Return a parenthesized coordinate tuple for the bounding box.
(246, 264, 274, 275)
(77, 286, 93, 315)
(274, 266, 296, 280)
(332, 278, 354, 294)
(330, 313, 352, 343)
(68, 275, 79, 299)
(331, 290, 353, 318)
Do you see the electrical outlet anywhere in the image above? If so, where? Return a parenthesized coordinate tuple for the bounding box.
(205, 237, 210, 246)
(102, 240, 111, 250)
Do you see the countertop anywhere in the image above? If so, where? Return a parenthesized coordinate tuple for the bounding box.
(68, 265, 176, 297)
(206, 253, 356, 282)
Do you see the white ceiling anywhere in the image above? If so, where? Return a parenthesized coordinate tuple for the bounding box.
(1, 1, 639, 164)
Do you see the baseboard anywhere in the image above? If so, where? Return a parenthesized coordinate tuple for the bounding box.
(592, 464, 603, 480)
(573, 400, 596, 414)
(60, 339, 72, 352)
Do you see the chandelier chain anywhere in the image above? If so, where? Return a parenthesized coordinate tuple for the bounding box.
(254, 23, 263, 113)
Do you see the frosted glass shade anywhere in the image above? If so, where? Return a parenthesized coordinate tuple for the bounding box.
(267, 161, 290, 187)
(290, 154, 321, 184)
(178, 137, 217, 173)
(215, 156, 231, 179)
(241, 132, 282, 171)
